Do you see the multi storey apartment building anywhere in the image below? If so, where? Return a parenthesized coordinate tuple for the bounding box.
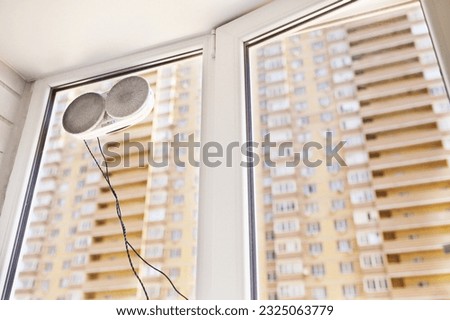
(14, 57, 202, 300)
(253, 1, 450, 299)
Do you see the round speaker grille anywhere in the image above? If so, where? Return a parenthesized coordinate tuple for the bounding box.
(105, 76, 149, 119)
(62, 93, 105, 135)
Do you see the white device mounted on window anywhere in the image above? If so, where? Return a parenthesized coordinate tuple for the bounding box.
(62, 76, 154, 139)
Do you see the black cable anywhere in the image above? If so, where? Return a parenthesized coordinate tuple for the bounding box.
(84, 138, 188, 300)
(127, 241, 188, 300)
(84, 139, 149, 300)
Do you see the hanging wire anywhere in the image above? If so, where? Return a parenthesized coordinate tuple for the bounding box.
(84, 137, 188, 300)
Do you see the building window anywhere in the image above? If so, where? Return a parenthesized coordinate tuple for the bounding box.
(265, 231, 275, 241)
(345, 152, 368, 166)
(303, 184, 317, 196)
(360, 252, 384, 269)
(274, 200, 298, 214)
(331, 199, 346, 212)
(320, 111, 334, 122)
(329, 179, 344, 193)
(300, 166, 315, 178)
(304, 202, 319, 215)
(342, 285, 357, 299)
(319, 96, 331, 107)
(297, 131, 312, 143)
(311, 263, 325, 277)
(337, 240, 352, 253)
(353, 209, 379, 225)
(169, 248, 182, 258)
(266, 250, 276, 261)
(278, 283, 305, 299)
(344, 135, 364, 148)
(275, 239, 301, 255)
(274, 219, 300, 234)
(315, 68, 328, 78)
(340, 117, 361, 131)
(339, 261, 354, 274)
(277, 261, 303, 275)
(293, 72, 305, 82)
(272, 180, 297, 195)
(306, 222, 321, 236)
(356, 231, 382, 247)
(295, 101, 308, 112)
(309, 243, 323, 256)
(267, 271, 277, 282)
(350, 189, 375, 205)
(271, 166, 295, 177)
(311, 41, 325, 51)
(334, 219, 348, 233)
(363, 277, 389, 293)
(347, 169, 371, 185)
(314, 54, 326, 64)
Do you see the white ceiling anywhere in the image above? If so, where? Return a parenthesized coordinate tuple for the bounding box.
(0, 0, 271, 80)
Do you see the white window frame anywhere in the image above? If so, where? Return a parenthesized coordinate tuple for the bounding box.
(1, 0, 450, 300)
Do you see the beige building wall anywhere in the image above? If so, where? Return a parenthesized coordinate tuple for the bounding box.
(252, 1, 450, 300)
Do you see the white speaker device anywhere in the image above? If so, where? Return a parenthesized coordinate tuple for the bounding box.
(62, 76, 154, 139)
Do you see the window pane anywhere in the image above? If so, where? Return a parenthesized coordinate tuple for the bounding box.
(13, 56, 202, 300)
(249, 0, 450, 300)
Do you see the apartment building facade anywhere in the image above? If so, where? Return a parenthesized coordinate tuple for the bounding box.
(253, 1, 450, 299)
(14, 57, 202, 300)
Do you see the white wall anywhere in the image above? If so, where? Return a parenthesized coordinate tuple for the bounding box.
(0, 61, 30, 214)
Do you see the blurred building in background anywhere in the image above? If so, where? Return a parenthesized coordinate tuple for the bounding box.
(14, 57, 202, 300)
(252, 1, 450, 299)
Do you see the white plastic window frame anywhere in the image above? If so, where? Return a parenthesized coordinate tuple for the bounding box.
(0, 37, 206, 299)
(1, 0, 449, 300)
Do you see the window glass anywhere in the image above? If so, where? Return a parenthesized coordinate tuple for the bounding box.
(13, 56, 202, 300)
(248, 0, 450, 299)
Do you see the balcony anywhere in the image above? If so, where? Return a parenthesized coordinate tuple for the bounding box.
(355, 62, 425, 88)
(353, 46, 426, 71)
(97, 188, 146, 204)
(346, 11, 407, 37)
(107, 158, 149, 173)
(360, 94, 438, 118)
(363, 109, 436, 134)
(366, 129, 442, 152)
(91, 220, 144, 237)
(83, 276, 137, 293)
(94, 205, 144, 221)
(350, 33, 416, 57)
(85, 258, 131, 274)
(376, 187, 450, 211)
(372, 167, 450, 190)
(369, 148, 450, 171)
(391, 283, 450, 299)
(89, 238, 141, 255)
(357, 78, 440, 103)
(387, 259, 450, 278)
(383, 234, 450, 254)
(380, 211, 450, 232)
(108, 172, 149, 187)
(348, 18, 413, 44)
